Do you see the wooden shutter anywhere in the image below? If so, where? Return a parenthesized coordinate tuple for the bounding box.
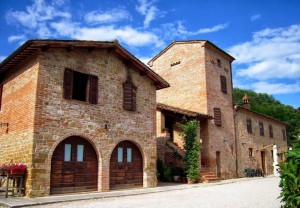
(214, 108, 221, 126)
(246, 119, 252, 133)
(220, 75, 227, 93)
(89, 75, 98, 104)
(269, 125, 273, 138)
(64, 68, 73, 99)
(0, 84, 3, 110)
(259, 122, 264, 136)
(123, 81, 137, 111)
(282, 129, 286, 140)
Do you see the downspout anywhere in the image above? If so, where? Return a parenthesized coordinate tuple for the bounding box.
(230, 62, 239, 178)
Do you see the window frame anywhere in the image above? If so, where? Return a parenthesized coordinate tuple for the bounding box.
(63, 68, 98, 104)
(249, 148, 253, 157)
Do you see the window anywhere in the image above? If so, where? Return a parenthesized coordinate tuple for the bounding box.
(117, 147, 123, 162)
(249, 148, 253, 157)
(282, 129, 287, 140)
(63, 68, 98, 104)
(77, 145, 84, 162)
(64, 144, 71, 161)
(246, 118, 252, 133)
(259, 122, 264, 136)
(0, 84, 3, 110)
(123, 80, 137, 111)
(220, 76, 227, 93)
(269, 125, 273, 138)
(217, 59, 222, 67)
(127, 148, 132, 163)
(214, 108, 222, 126)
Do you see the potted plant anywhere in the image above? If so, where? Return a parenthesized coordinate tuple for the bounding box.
(172, 167, 183, 182)
(162, 127, 169, 134)
(0, 163, 9, 175)
(9, 163, 27, 175)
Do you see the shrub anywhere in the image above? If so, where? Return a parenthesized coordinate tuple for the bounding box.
(157, 158, 164, 180)
(163, 167, 173, 182)
(278, 136, 300, 208)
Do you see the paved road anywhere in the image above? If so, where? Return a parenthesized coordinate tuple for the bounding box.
(32, 177, 282, 208)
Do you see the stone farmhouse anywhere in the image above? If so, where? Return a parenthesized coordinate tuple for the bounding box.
(0, 39, 288, 197)
(0, 39, 169, 197)
(150, 40, 288, 181)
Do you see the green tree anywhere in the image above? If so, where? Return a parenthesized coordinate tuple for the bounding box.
(278, 134, 300, 208)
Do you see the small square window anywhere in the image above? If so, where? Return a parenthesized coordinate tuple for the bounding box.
(217, 59, 222, 67)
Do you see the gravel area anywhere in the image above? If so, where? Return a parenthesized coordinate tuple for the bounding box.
(31, 177, 282, 208)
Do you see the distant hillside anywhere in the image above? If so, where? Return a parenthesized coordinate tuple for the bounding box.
(233, 88, 300, 145)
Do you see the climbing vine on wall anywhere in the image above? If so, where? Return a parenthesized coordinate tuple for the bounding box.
(177, 119, 200, 183)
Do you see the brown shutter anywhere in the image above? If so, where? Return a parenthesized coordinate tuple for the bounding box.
(64, 68, 73, 99)
(0, 84, 3, 110)
(220, 75, 227, 93)
(282, 129, 286, 140)
(247, 119, 252, 133)
(214, 108, 221, 126)
(269, 125, 273, 138)
(259, 122, 264, 136)
(132, 85, 137, 111)
(123, 81, 137, 111)
(89, 75, 98, 104)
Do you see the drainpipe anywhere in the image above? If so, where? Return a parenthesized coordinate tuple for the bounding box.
(233, 109, 238, 178)
(230, 62, 239, 178)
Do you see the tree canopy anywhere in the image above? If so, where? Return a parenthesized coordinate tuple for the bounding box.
(233, 88, 300, 145)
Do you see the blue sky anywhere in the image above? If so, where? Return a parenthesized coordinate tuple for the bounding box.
(0, 0, 300, 108)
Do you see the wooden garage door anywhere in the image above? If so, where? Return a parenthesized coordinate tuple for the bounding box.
(50, 136, 98, 194)
(110, 141, 143, 190)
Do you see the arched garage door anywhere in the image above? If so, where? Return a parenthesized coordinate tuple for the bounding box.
(110, 140, 143, 190)
(50, 136, 98, 194)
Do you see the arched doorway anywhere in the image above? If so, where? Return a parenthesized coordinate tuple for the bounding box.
(110, 140, 143, 190)
(50, 136, 98, 194)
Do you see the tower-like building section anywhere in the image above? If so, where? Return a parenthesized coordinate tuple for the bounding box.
(149, 40, 237, 178)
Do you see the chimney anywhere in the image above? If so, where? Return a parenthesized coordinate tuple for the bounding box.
(242, 94, 250, 109)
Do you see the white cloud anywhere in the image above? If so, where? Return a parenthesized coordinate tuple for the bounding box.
(229, 24, 300, 80)
(252, 81, 300, 94)
(74, 26, 164, 47)
(251, 14, 261, 21)
(8, 35, 26, 43)
(6, 0, 71, 38)
(0, 56, 7, 62)
(138, 56, 152, 65)
(230, 24, 300, 95)
(84, 8, 130, 24)
(189, 23, 229, 34)
(136, 0, 162, 28)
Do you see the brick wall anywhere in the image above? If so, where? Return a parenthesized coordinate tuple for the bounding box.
(235, 107, 288, 177)
(0, 55, 39, 193)
(1, 47, 158, 197)
(203, 46, 236, 178)
(151, 41, 236, 179)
